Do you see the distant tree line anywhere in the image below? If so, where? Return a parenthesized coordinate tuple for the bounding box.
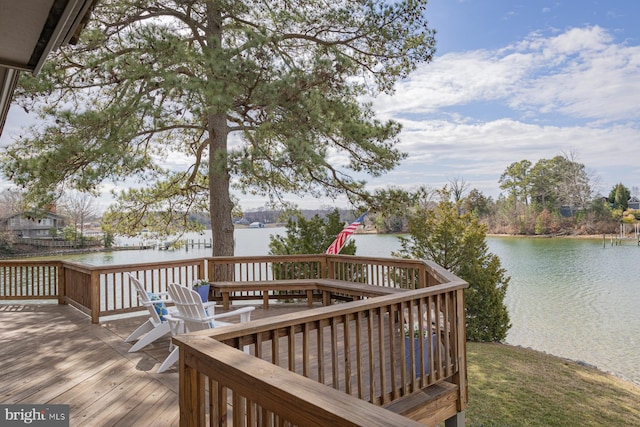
(370, 152, 637, 237)
(236, 208, 356, 226)
(4, 150, 637, 248)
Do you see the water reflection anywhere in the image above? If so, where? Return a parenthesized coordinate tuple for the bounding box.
(487, 237, 640, 385)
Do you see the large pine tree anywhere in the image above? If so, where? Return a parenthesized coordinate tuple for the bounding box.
(1, 0, 436, 256)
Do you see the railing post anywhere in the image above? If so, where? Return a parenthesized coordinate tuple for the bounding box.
(198, 260, 206, 281)
(179, 350, 205, 426)
(418, 264, 426, 289)
(453, 288, 468, 411)
(91, 270, 101, 324)
(324, 255, 333, 279)
(57, 262, 66, 305)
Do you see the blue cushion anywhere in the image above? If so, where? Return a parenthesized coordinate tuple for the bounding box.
(147, 292, 168, 321)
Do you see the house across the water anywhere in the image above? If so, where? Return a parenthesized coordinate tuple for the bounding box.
(1, 210, 65, 239)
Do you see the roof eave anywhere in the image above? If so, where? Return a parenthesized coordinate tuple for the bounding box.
(32, 0, 98, 74)
(0, 68, 20, 138)
(0, 0, 98, 137)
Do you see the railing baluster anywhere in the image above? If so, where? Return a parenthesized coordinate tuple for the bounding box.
(288, 325, 295, 373)
(366, 308, 376, 404)
(355, 311, 363, 400)
(388, 303, 399, 399)
(302, 323, 310, 378)
(317, 319, 328, 384)
(344, 313, 352, 396)
(271, 328, 280, 367)
(330, 316, 339, 389)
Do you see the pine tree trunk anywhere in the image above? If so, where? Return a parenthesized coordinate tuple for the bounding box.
(206, 2, 234, 257)
(208, 113, 235, 256)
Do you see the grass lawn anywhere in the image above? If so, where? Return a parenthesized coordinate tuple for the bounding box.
(465, 342, 640, 427)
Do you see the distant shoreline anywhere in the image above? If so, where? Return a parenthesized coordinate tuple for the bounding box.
(2, 230, 636, 260)
(359, 230, 638, 240)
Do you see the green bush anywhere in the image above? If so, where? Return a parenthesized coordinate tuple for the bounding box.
(394, 188, 511, 342)
(269, 209, 357, 256)
(269, 209, 358, 279)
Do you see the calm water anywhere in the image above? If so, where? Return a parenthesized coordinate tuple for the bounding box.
(42, 229, 640, 385)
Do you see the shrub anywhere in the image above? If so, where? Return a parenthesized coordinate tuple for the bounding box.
(268, 209, 358, 279)
(394, 188, 511, 342)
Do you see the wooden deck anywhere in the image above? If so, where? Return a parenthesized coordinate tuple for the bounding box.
(0, 301, 308, 426)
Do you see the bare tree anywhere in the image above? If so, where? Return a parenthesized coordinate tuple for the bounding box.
(558, 149, 593, 214)
(448, 177, 469, 202)
(414, 185, 438, 210)
(59, 192, 98, 245)
(0, 189, 23, 217)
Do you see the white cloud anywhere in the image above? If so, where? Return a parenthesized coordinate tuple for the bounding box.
(507, 26, 640, 121)
(368, 25, 640, 198)
(379, 26, 640, 123)
(373, 49, 531, 116)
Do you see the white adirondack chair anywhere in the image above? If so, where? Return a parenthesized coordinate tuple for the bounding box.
(125, 274, 177, 353)
(157, 282, 255, 373)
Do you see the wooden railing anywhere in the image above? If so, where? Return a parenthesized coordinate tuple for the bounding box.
(327, 255, 430, 288)
(0, 260, 63, 302)
(0, 255, 458, 324)
(0, 255, 469, 425)
(206, 254, 430, 288)
(0, 258, 205, 322)
(175, 261, 468, 426)
(205, 255, 437, 307)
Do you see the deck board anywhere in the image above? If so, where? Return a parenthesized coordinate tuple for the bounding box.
(0, 302, 310, 426)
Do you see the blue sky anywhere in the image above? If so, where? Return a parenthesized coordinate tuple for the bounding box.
(2, 1, 640, 211)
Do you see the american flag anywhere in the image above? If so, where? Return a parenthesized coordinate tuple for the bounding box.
(325, 212, 367, 255)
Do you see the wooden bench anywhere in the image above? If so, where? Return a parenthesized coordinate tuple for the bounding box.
(210, 278, 407, 309)
(316, 279, 406, 304)
(382, 381, 461, 426)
